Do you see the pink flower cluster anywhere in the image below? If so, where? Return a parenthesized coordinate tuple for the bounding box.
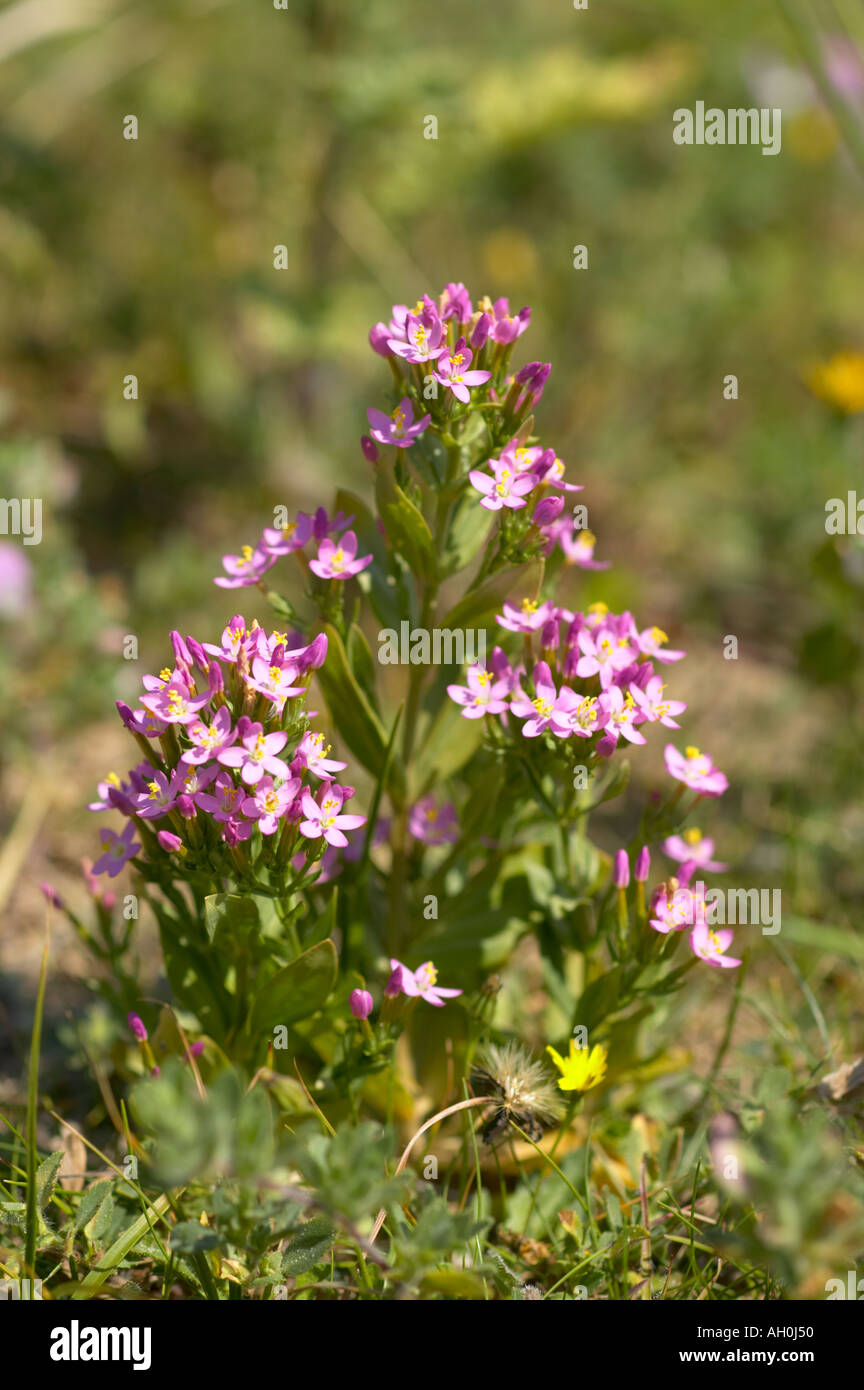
(90, 620, 365, 877)
(446, 599, 727, 797)
(648, 863, 741, 969)
(214, 506, 372, 590)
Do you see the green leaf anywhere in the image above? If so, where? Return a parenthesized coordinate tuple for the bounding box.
(281, 1216, 334, 1275)
(70, 1194, 174, 1299)
(413, 698, 487, 790)
(156, 912, 229, 1040)
(35, 1151, 64, 1209)
(170, 1220, 222, 1254)
(345, 621, 379, 707)
(441, 558, 544, 631)
(204, 893, 261, 948)
(75, 1179, 114, 1234)
(375, 466, 437, 581)
(334, 487, 405, 631)
(250, 938, 338, 1033)
(573, 965, 623, 1034)
(440, 496, 493, 577)
(420, 1268, 488, 1298)
(315, 623, 393, 784)
(264, 590, 297, 621)
(779, 916, 864, 961)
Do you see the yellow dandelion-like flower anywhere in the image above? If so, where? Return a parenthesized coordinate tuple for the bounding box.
(804, 351, 864, 415)
(545, 1040, 608, 1093)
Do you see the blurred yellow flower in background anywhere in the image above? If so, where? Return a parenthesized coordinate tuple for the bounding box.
(805, 351, 864, 414)
(481, 229, 538, 289)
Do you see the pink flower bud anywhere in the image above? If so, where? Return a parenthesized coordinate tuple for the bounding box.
(350, 988, 373, 1019)
(302, 633, 328, 670)
(471, 312, 491, 349)
(635, 846, 651, 882)
(360, 434, 379, 463)
(128, 1011, 148, 1042)
(369, 322, 392, 357)
(613, 849, 630, 889)
(40, 882, 63, 909)
(157, 830, 183, 853)
(533, 495, 564, 527)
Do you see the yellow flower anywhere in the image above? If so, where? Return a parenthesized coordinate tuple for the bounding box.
(805, 351, 864, 414)
(545, 1040, 608, 1093)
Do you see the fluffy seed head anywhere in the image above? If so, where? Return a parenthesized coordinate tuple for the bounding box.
(471, 1041, 564, 1145)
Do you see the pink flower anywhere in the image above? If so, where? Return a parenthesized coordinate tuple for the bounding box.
(690, 919, 741, 969)
(635, 625, 685, 664)
(309, 530, 373, 581)
(217, 723, 290, 786)
(664, 744, 728, 797)
(482, 297, 531, 343)
(0, 542, 32, 615)
(182, 705, 237, 765)
(93, 822, 141, 878)
(248, 648, 306, 709)
(196, 770, 248, 822)
(469, 464, 535, 511)
(533, 451, 583, 493)
(203, 615, 249, 663)
(241, 775, 301, 835)
(261, 512, 314, 556)
(385, 958, 462, 1008)
(116, 702, 166, 740)
(214, 543, 277, 589)
(293, 730, 347, 780)
(595, 686, 647, 751)
(496, 598, 556, 634)
(446, 663, 510, 719)
(131, 769, 180, 820)
(157, 830, 183, 853)
(299, 784, 366, 848)
(630, 676, 686, 730)
(408, 796, 459, 845)
(140, 681, 211, 726)
(649, 878, 701, 934)
(575, 627, 635, 688)
(662, 830, 728, 873)
(510, 661, 581, 739)
(545, 521, 608, 570)
(387, 306, 446, 363)
(367, 396, 430, 447)
(433, 339, 491, 403)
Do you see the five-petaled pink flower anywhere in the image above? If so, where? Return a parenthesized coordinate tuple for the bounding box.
(367, 396, 430, 448)
(664, 744, 728, 797)
(385, 959, 462, 1008)
(93, 822, 141, 878)
(408, 796, 459, 845)
(690, 919, 741, 969)
(241, 776, 301, 835)
(309, 530, 373, 581)
(214, 543, 277, 589)
(433, 339, 491, 403)
(447, 664, 511, 719)
(299, 784, 366, 848)
(469, 464, 535, 511)
(218, 723, 291, 786)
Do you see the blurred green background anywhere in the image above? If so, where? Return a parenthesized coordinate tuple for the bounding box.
(1, 0, 863, 1074)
